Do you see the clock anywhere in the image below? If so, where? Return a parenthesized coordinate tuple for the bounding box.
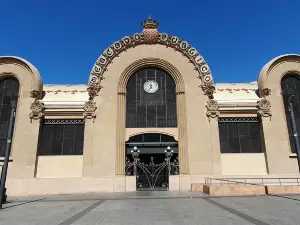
(143, 80, 159, 93)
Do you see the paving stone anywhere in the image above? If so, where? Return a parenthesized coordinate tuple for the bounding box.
(0, 192, 300, 225)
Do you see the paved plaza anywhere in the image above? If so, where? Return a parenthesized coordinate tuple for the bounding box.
(0, 192, 300, 225)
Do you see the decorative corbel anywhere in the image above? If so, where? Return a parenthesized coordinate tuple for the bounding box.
(83, 100, 97, 122)
(29, 100, 44, 122)
(201, 83, 215, 99)
(87, 83, 102, 100)
(257, 99, 272, 120)
(206, 99, 220, 121)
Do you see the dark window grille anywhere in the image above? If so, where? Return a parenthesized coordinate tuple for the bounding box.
(37, 119, 85, 156)
(126, 68, 177, 128)
(281, 74, 300, 153)
(0, 78, 19, 157)
(218, 117, 263, 153)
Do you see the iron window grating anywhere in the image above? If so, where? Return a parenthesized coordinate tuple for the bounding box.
(218, 117, 259, 123)
(43, 119, 85, 125)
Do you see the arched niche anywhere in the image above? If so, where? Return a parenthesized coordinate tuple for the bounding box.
(0, 56, 43, 178)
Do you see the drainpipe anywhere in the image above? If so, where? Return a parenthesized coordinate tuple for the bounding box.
(0, 100, 16, 208)
(288, 95, 300, 172)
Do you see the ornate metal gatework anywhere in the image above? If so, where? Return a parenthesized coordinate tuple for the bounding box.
(125, 147, 179, 191)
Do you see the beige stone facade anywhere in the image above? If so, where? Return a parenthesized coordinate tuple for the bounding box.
(0, 18, 300, 196)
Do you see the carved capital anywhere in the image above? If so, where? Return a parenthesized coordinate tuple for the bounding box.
(201, 83, 215, 98)
(257, 99, 272, 119)
(87, 84, 102, 100)
(262, 88, 271, 96)
(29, 101, 44, 122)
(206, 99, 220, 120)
(83, 100, 97, 122)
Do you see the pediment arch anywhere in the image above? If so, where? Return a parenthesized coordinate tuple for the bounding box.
(87, 16, 215, 99)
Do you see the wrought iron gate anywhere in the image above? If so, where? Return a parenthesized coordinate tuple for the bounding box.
(125, 148, 179, 191)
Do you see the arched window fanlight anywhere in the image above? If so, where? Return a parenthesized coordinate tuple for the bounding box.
(126, 67, 177, 128)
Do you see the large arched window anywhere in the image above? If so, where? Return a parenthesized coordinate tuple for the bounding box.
(126, 68, 177, 128)
(281, 74, 300, 153)
(0, 78, 19, 156)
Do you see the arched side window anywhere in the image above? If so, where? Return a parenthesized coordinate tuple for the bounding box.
(126, 68, 177, 128)
(281, 74, 300, 153)
(0, 78, 19, 156)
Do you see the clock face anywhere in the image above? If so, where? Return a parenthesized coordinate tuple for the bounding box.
(143, 80, 159, 94)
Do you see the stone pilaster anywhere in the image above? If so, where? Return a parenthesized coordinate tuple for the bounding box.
(177, 92, 189, 174)
(116, 92, 126, 175)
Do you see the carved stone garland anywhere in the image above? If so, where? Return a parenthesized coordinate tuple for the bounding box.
(88, 15, 215, 99)
(206, 99, 220, 121)
(29, 90, 44, 122)
(257, 99, 272, 119)
(83, 100, 97, 122)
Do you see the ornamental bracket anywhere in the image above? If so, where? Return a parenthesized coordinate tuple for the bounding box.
(83, 100, 97, 122)
(257, 99, 272, 120)
(29, 100, 44, 122)
(206, 99, 220, 121)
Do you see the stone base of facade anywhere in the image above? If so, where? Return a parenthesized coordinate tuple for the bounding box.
(6, 175, 197, 196)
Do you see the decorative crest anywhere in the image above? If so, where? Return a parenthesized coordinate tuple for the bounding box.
(141, 14, 159, 29)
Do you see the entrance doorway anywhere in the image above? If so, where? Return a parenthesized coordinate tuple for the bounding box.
(125, 133, 179, 191)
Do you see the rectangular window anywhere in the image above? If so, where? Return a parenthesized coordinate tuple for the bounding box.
(218, 117, 264, 153)
(37, 119, 85, 156)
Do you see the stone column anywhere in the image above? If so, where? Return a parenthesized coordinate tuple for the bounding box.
(177, 92, 189, 174)
(116, 92, 126, 175)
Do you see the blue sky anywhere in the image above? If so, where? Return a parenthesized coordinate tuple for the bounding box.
(1, 0, 300, 84)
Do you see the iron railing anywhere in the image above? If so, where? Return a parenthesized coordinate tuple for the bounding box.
(205, 177, 300, 186)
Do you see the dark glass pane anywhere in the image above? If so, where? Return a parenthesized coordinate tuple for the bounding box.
(219, 123, 228, 135)
(218, 118, 264, 154)
(126, 68, 177, 128)
(239, 135, 251, 153)
(0, 78, 19, 157)
(220, 135, 230, 153)
(229, 138, 240, 153)
(37, 120, 84, 156)
(62, 125, 75, 155)
(128, 135, 143, 143)
(281, 75, 300, 153)
(238, 123, 250, 135)
(251, 138, 263, 153)
(228, 123, 238, 138)
(143, 134, 160, 142)
(74, 124, 84, 155)
(161, 134, 176, 142)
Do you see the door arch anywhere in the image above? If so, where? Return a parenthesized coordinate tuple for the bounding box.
(125, 133, 179, 191)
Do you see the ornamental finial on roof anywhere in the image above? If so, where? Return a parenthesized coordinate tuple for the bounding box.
(141, 14, 159, 29)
